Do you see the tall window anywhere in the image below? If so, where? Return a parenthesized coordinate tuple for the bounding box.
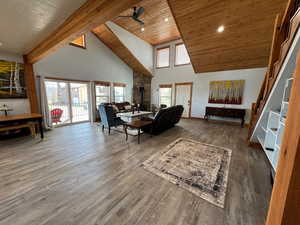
(175, 43, 190, 66)
(113, 83, 126, 103)
(159, 84, 172, 107)
(70, 35, 86, 49)
(95, 81, 110, 107)
(156, 46, 170, 68)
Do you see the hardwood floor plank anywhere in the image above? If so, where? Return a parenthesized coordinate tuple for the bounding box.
(0, 120, 272, 225)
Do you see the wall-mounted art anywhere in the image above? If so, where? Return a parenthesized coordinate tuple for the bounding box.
(209, 80, 245, 104)
(0, 60, 26, 98)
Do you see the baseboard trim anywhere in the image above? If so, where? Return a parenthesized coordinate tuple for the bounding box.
(189, 117, 249, 127)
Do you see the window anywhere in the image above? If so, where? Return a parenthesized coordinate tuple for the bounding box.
(159, 84, 172, 107)
(95, 81, 110, 106)
(156, 46, 170, 68)
(175, 43, 190, 66)
(70, 35, 86, 49)
(113, 83, 126, 103)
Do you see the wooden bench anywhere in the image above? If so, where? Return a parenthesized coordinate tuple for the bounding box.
(0, 122, 37, 137)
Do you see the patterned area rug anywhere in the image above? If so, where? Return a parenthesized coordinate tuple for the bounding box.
(142, 138, 232, 208)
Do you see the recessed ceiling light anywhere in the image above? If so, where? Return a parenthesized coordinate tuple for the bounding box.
(164, 18, 169, 22)
(141, 27, 145, 32)
(217, 25, 225, 33)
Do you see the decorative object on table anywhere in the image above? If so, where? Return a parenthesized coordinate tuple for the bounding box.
(208, 80, 245, 104)
(142, 138, 232, 208)
(137, 104, 140, 113)
(0, 104, 13, 116)
(0, 60, 27, 98)
(98, 104, 125, 134)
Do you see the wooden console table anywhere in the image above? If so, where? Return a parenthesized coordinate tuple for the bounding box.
(0, 113, 44, 139)
(204, 107, 246, 127)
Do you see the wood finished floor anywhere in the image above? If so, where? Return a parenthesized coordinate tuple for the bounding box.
(0, 119, 272, 225)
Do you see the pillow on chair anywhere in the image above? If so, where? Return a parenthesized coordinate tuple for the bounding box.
(124, 105, 131, 110)
(112, 105, 119, 113)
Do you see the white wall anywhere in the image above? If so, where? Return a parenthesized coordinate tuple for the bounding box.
(0, 51, 30, 114)
(106, 21, 153, 73)
(152, 40, 266, 123)
(34, 32, 133, 102)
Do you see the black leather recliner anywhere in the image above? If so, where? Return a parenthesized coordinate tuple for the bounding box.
(142, 105, 184, 135)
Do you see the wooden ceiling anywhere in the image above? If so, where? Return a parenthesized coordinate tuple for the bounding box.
(93, 25, 152, 76)
(167, 0, 289, 73)
(113, 0, 180, 45)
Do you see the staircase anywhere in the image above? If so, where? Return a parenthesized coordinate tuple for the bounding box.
(249, 0, 300, 171)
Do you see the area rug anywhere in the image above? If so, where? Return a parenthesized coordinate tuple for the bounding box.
(142, 138, 232, 208)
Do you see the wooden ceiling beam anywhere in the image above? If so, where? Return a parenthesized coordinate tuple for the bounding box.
(26, 0, 142, 64)
(92, 24, 152, 76)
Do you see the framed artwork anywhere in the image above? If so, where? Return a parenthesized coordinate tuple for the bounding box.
(209, 80, 245, 104)
(0, 60, 27, 98)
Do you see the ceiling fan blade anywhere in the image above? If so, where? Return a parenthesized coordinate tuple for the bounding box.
(133, 18, 144, 25)
(118, 15, 132, 18)
(136, 7, 144, 18)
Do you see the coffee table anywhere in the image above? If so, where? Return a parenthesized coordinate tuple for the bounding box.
(123, 120, 153, 144)
(117, 111, 153, 123)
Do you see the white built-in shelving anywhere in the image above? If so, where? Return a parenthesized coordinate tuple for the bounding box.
(259, 78, 293, 171)
(251, 28, 300, 173)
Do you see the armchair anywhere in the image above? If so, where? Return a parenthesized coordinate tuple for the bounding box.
(98, 104, 124, 134)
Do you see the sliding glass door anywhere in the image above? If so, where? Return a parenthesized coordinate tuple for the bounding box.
(45, 80, 71, 125)
(70, 83, 89, 123)
(45, 79, 90, 126)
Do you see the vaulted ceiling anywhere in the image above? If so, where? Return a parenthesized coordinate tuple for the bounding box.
(113, 0, 180, 45)
(93, 24, 152, 76)
(167, 0, 288, 73)
(0, 0, 86, 54)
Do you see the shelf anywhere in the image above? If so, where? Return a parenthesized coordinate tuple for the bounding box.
(261, 126, 267, 132)
(270, 110, 280, 115)
(268, 127, 278, 136)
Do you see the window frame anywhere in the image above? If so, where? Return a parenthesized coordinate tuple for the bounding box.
(156, 46, 171, 69)
(94, 81, 111, 107)
(113, 83, 126, 103)
(174, 42, 191, 67)
(159, 84, 173, 107)
(70, 34, 87, 49)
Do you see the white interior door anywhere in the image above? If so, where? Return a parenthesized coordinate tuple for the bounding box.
(175, 83, 192, 118)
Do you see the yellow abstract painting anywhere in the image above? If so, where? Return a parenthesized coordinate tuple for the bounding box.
(0, 60, 26, 98)
(209, 80, 245, 104)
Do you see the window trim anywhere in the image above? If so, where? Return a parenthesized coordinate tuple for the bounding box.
(94, 81, 111, 107)
(159, 84, 173, 107)
(156, 46, 171, 69)
(70, 34, 87, 49)
(174, 42, 191, 67)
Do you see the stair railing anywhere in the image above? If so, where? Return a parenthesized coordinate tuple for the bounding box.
(248, 0, 300, 141)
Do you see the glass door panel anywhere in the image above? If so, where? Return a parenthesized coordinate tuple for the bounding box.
(70, 83, 89, 123)
(45, 81, 71, 126)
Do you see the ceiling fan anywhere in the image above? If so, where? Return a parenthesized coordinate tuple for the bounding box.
(118, 6, 145, 25)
